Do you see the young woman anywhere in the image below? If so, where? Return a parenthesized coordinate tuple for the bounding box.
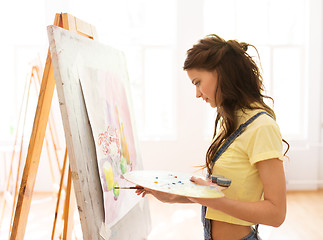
(136, 34, 288, 240)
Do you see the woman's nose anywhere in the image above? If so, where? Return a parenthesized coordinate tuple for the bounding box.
(196, 87, 202, 98)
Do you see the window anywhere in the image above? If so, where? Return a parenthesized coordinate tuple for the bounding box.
(203, 0, 306, 139)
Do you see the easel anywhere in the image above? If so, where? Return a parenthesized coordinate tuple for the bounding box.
(0, 59, 63, 232)
(9, 13, 97, 240)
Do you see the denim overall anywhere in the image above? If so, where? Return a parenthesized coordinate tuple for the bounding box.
(202, 111, 272, 240)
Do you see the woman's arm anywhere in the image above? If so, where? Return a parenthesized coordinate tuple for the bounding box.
(189, 158, 286, 227)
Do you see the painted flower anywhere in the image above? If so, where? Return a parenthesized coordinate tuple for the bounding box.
(98, 126, 121, 157)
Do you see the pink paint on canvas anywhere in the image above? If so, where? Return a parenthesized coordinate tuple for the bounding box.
(95, 70, 139, 226)
(80, 65, 141, 227)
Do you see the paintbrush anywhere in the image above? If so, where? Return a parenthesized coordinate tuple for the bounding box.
(114, 186, 144, 189)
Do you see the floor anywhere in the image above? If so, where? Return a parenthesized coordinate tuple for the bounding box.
(147, 190, 323, 240)
(0, 190, 322, 240)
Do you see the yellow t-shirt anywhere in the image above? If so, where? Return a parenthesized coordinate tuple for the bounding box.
(205, 108, 284, 226)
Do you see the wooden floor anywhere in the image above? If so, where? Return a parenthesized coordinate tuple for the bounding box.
(0, 190, 322, 239)
(147, 190, 323, 240)
(264, 190, 323, 240)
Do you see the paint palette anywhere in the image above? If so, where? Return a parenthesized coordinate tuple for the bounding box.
(124, 170, 224, 198)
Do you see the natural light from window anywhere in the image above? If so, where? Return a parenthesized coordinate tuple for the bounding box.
(203, 0, 306, 140)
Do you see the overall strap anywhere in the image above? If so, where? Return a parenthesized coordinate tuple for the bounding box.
(212, 111, 273, 164)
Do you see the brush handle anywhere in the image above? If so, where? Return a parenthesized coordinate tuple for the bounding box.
(114, 186, 144, 189)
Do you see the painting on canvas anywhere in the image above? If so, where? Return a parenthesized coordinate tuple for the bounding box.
(79, 55, 142, 227)
(48, 25, 150, 238)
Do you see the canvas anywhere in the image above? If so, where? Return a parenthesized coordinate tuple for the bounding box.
(79, 65, 141, 226)
(48, 25, 150, 239)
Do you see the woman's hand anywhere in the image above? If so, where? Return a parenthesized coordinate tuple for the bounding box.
(135, 185, 193, 203)
(190, 176, 213, 186)
(135, 185, 149, 197)
(190, 176, 226, 191)
(135, 185, 179, 203)
(188, 176, 226, 204)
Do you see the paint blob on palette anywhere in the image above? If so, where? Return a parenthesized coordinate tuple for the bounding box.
(124, 170, 224, 198)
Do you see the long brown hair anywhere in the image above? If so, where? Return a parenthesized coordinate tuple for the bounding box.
(183, 34, 289, 174)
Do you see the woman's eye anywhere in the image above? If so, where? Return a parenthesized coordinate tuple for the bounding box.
(195, 82, 200, 86)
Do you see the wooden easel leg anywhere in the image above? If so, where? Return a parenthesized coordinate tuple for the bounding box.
(51, 148, 68, 240)
(9, 73, 34, 234)
(9, 47, 57, 240)
(33, 66, 62, 174)
(62, 167, 73, 240)
(32, 66, 62, 186)
(9, 136, 24, 233)
(0, 70, 32, 229)
(67, 185, 76, 240)
(45, 136, 57, 188)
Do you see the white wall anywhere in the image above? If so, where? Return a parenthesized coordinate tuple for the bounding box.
(0, 0, 322, 192)
(284, 0, 323, 190)
(140, 0, 210, 174)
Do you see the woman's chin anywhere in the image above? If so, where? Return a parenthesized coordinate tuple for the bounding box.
(209, 102, 217, 108)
